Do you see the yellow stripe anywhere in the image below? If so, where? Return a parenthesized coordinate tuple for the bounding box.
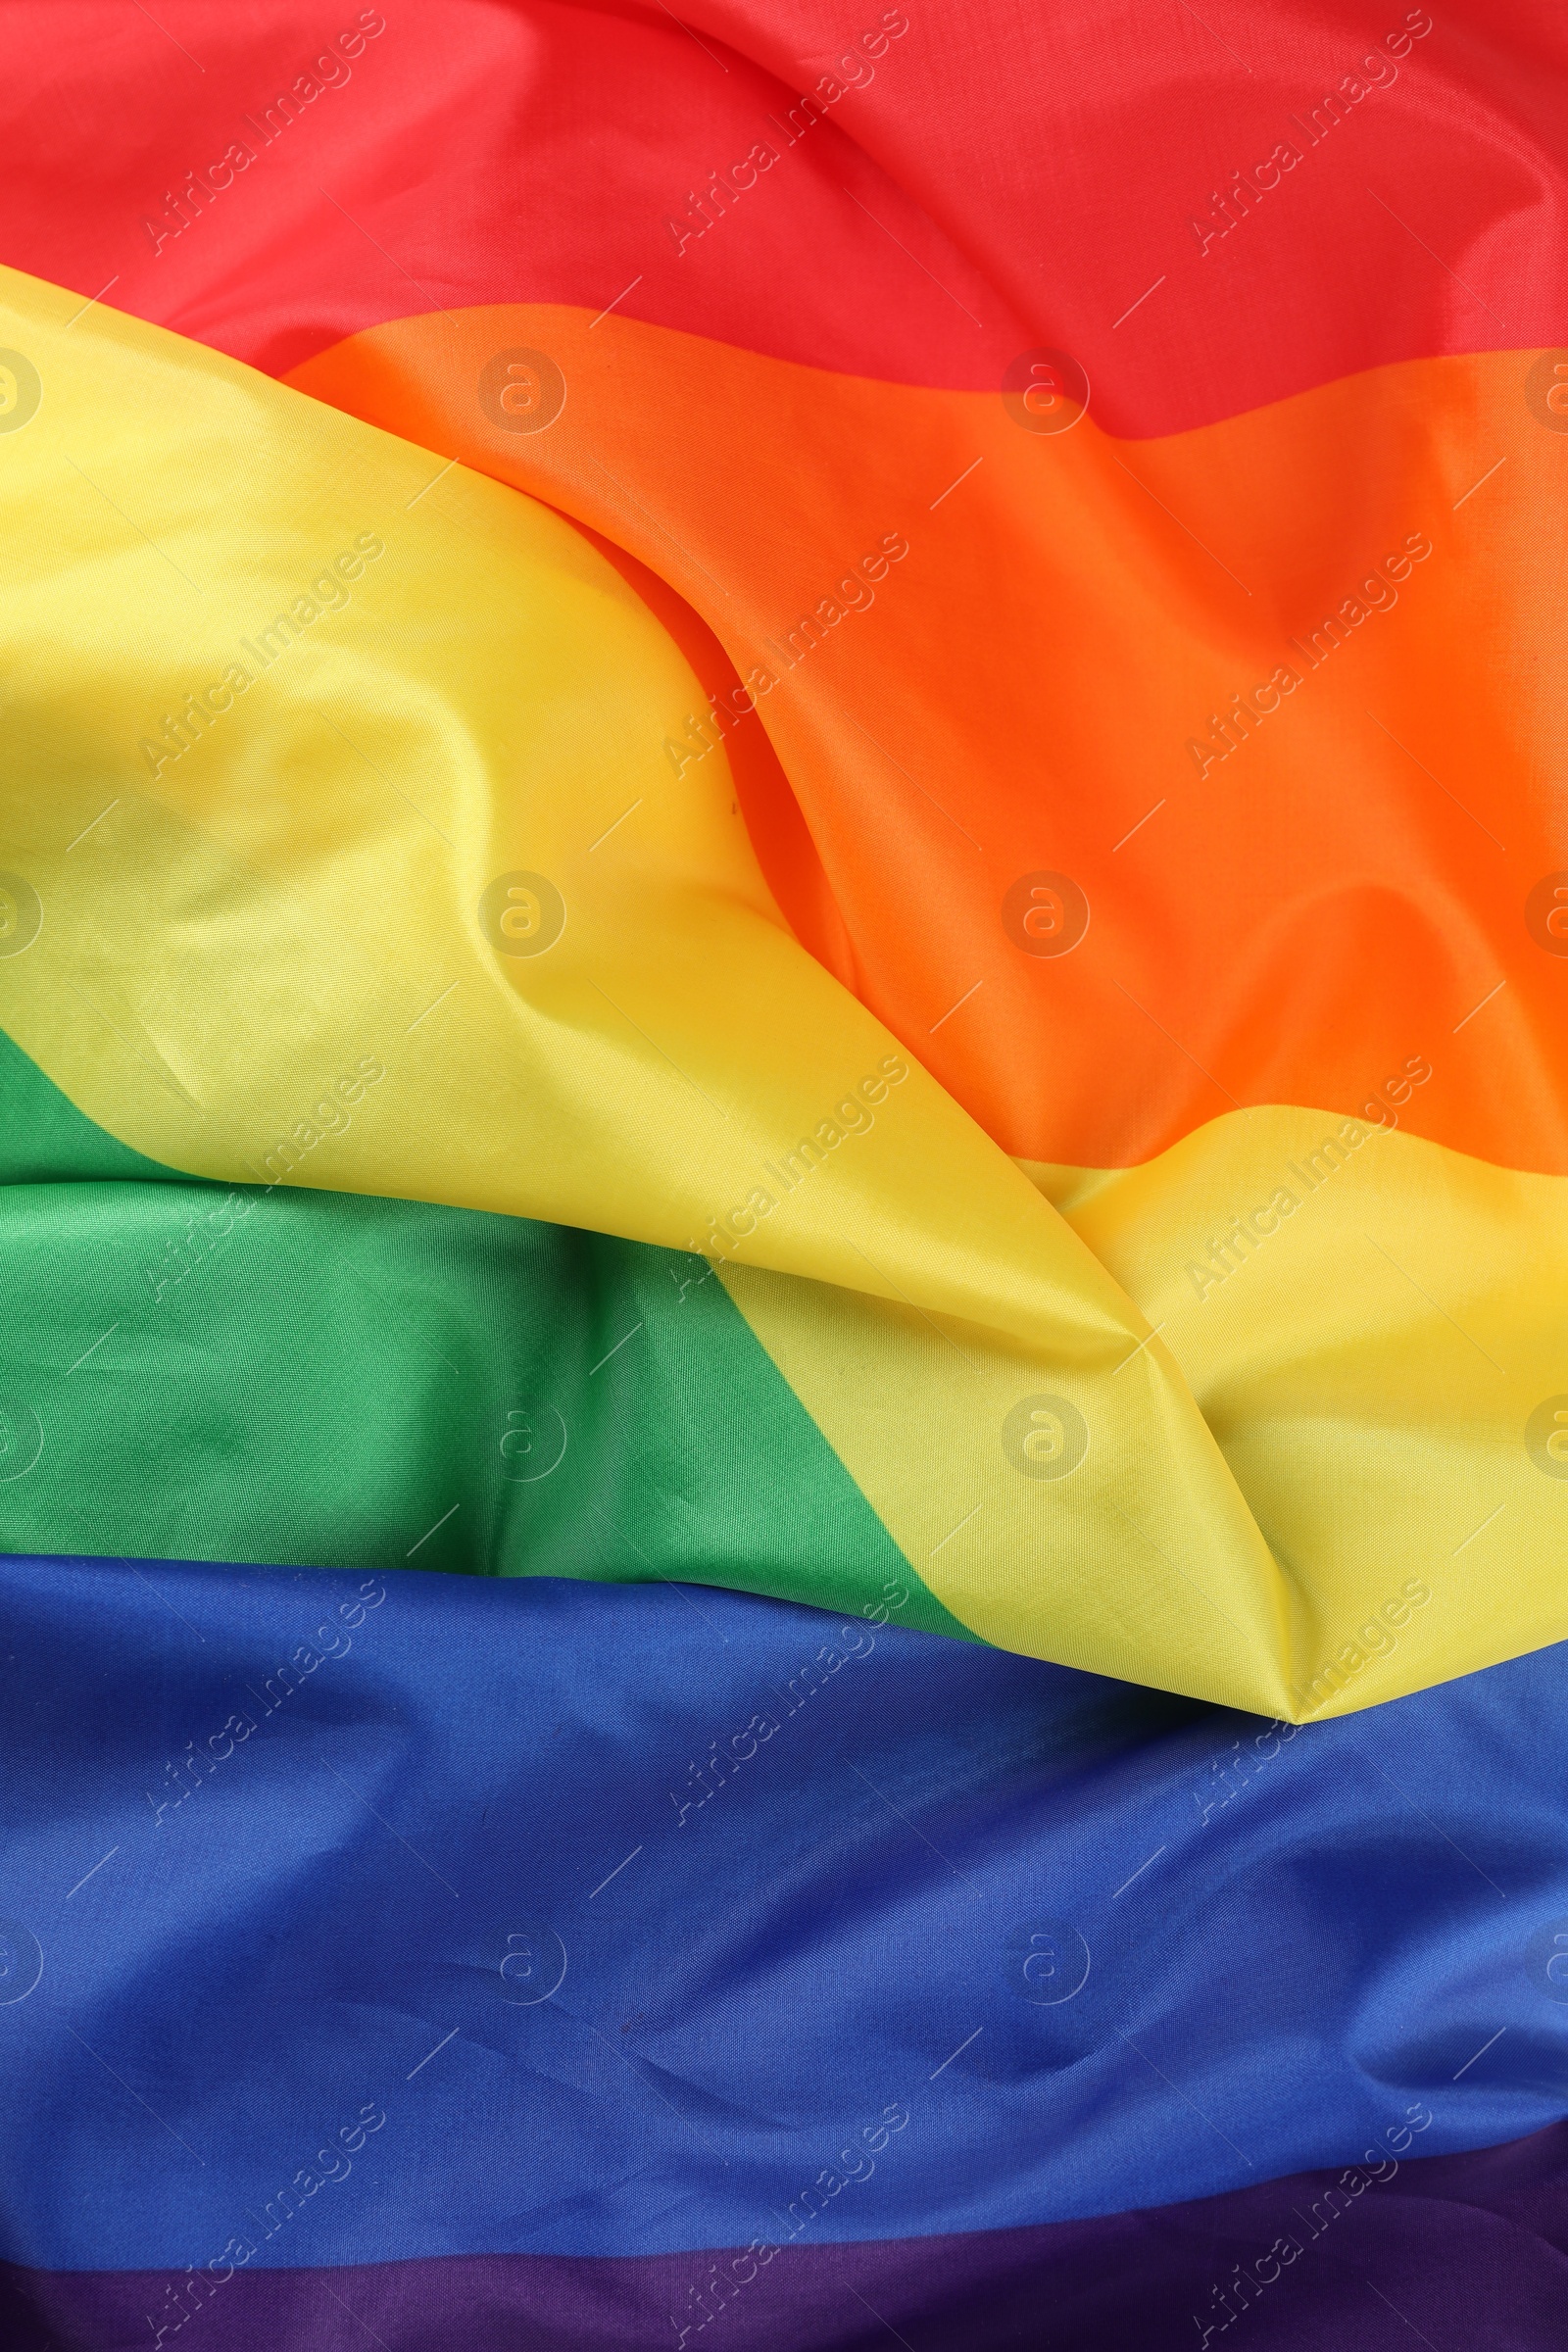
(1, 266, 1563, 1719)
(735, 1110, 1567, 1724)
(1015, 1111, 1568, 1713)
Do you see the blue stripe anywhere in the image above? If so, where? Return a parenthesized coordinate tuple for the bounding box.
(0, 1554, 1563, 2271)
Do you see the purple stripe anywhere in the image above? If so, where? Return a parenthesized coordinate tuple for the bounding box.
(7, 2124, 1565, 2351)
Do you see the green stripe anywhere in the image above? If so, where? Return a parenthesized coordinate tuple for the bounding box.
(0, 1028, 970, 1637)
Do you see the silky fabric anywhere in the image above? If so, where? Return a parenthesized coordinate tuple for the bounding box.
(4, 266, 1568, 1713)
(295, 325, 1566, 1177)
(3, 2, 1565, 1174)
(3, 9, 1567, 2343)
(2, 1555, 1564, 2281)
(0, 1024, 947, 1622)
(4, 6, 1568, 1713)
(8, 2128, 1568, 2350)
(0, 4, 1556, 420)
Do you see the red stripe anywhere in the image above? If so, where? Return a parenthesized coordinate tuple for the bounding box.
(1, 1, 1564, 427)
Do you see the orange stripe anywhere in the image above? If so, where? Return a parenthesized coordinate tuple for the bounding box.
(291, 315, 1568, 1173)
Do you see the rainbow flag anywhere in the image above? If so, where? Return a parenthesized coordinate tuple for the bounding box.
(1, 3, 1565, 2342)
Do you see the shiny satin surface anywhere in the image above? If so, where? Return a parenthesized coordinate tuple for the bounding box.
(1, 1, 1560, 424)
(2, 1556, 1562, 2276)
(3, 266, 1568, 1714)
(3, 7, 1568, 2337)
(296, 320, 1568, 1177)
(0, 5, 1563, 1177)
(8, 2127, 1568, 2349)
(0, 1027, 953, 1625)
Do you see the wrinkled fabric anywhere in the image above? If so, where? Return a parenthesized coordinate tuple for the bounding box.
(1, 263, 1566, 1713)
(10, 2128, 1568, 2350)
(3, 6, 1568, 2339)
(2, 1556, 1565, 2278)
